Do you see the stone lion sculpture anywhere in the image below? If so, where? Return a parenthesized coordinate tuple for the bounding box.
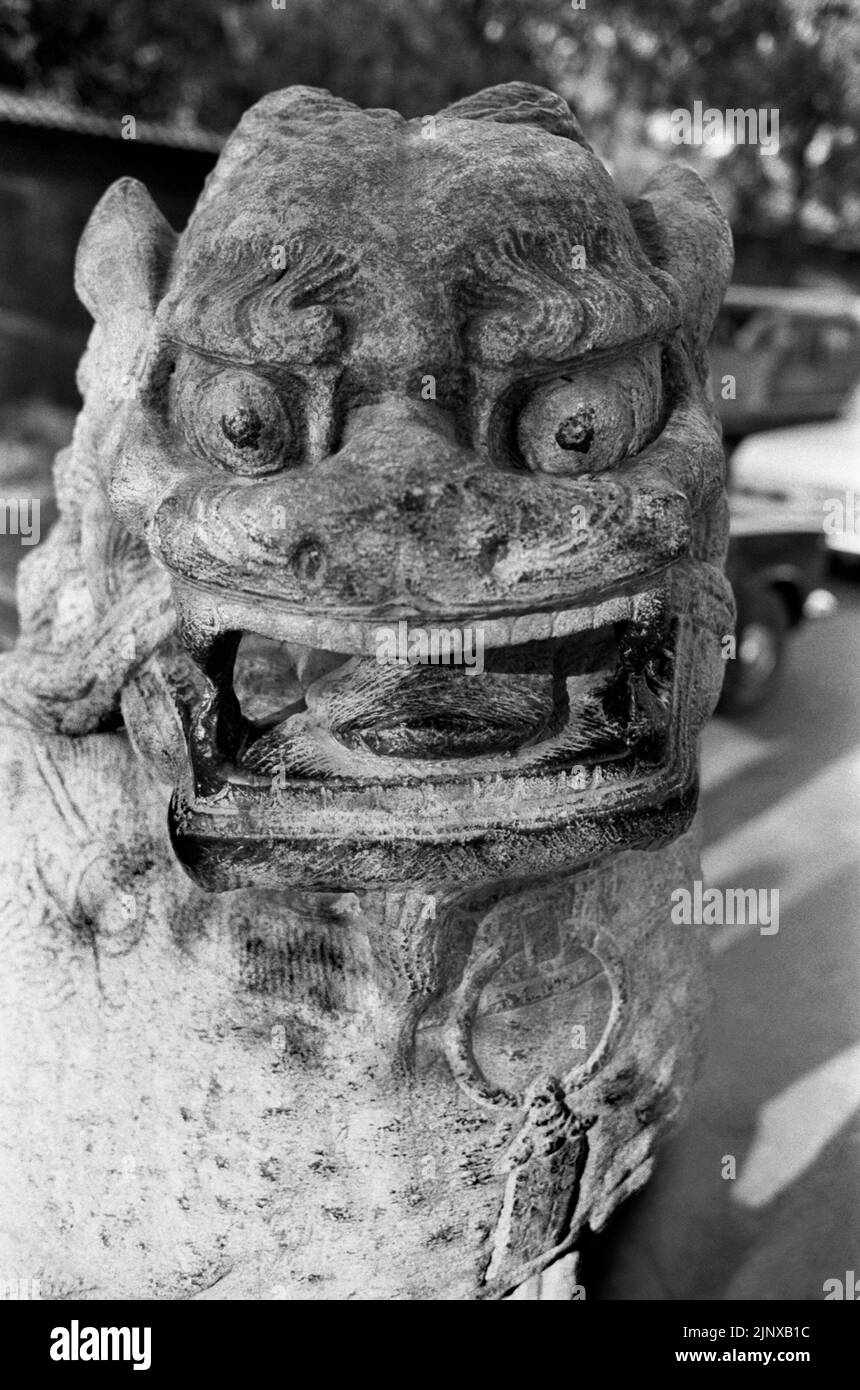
(0, 83, 733, 1299)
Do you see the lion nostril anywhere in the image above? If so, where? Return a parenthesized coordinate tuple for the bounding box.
(402, 487, 426, 514)
(291, 537, 327, 589)
(477, 536, 509, 575)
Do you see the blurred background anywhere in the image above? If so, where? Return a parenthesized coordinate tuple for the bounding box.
(0, 0, 858, 1300)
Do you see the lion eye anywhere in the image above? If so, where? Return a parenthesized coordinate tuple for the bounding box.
(220, 405, 263, 451)
(173, 366, 296, 476)
(515, 350, 663, 475)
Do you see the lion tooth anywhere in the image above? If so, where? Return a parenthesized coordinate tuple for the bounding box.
(223, 765, 275, 788)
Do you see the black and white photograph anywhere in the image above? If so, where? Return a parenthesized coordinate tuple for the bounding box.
(0, 0, 858, 1354)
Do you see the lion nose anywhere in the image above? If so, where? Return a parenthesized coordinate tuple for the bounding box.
(329, 397, 471, 515)
(338, 395, 460, 452)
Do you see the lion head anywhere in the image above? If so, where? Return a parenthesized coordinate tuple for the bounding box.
(12, 82, 734, 895)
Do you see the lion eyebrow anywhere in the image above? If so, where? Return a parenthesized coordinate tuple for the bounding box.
(462, 228, 682, 367)
(156, 234, 357, 365)
(262, 235, 359, 307)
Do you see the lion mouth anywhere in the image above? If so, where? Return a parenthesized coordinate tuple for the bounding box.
(179, 585, 675, 787)
(158, 577, 700, 891)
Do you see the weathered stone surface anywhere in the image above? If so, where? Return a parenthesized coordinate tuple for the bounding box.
(0, 83, 732, 1299)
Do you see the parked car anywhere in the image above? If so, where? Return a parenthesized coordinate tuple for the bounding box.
(710, 285, 860, 449)
(729, 382, 860, 567)
(719, 493, 836, 714)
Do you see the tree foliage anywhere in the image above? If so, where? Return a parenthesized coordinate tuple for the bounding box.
(0, 0, 857, 240)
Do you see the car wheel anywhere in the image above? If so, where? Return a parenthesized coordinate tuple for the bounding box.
(718, 587, 790, 715)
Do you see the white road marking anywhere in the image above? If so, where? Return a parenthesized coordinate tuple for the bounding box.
(733, 1042, 860, 1209)
(703, 746, 860, 954)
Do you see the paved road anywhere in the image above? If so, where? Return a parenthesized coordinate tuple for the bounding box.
(594, 573, 860, 1301)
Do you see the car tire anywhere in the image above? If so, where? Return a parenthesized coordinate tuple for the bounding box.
(718, 587, 790, 715)
(829, 552, 860, 579)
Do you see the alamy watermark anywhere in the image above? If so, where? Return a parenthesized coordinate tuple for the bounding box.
(823, 1271, 859, 1300)
(375, 620, 485, 674)
(50, 1321, 151, 1370)
(823, 490, 859, 539)
(671, 881, 779, 935)
(0, 1276, 40, 1299)
(670, 101, 780, 156)
(0, 497, 39, 545)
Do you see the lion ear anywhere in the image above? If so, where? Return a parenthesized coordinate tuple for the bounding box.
(71, 180, 177, 622)
(627, 164, 733, 364)
(75, 177, 177, 334)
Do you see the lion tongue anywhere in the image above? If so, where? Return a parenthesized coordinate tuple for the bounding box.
(256, 655, 557, 762)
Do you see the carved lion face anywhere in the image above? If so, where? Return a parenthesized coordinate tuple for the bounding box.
(71, 83, 734, 893)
